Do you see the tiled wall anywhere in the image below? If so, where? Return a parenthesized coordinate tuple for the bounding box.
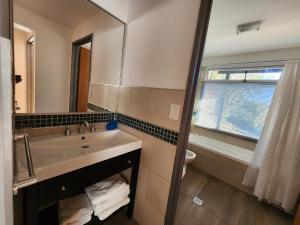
(117, 86, 185, 225)
(89, 83, 119, 112)
(118, 87, 185, 132)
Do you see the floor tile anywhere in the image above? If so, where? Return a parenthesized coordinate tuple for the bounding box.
(180, 167, 208, 197)
(176, 166, 293, 225)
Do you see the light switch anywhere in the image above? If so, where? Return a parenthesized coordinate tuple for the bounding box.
(169, 104, 181, 120)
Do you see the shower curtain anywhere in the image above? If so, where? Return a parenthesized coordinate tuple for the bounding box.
(243, 61, 300, 213)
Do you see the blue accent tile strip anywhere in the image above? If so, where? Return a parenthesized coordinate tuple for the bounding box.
(14, 113, 179, 145)
(117, 114, 178, 145)
(14, 113, 117, 129)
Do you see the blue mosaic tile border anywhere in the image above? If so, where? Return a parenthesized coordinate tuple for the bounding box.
(14, 113, 117, 129)
(14, 113, 179, 145)
(117, 114, 178, 145)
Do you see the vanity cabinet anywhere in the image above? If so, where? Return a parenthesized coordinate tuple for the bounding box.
(21, 149, 141, 225)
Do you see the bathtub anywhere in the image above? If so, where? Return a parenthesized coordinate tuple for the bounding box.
(188, 133, 254, 193)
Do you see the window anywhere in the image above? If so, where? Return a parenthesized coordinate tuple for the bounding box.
(193, 67, 283, 140)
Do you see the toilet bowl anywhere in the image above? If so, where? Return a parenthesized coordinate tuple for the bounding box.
(182, 149, 196, 178)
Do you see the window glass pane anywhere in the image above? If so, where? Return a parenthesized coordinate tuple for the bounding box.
(246, 68, 282, 80)
(207, 70, 226, 80)
(193, 82, 276, 139)
(229, 73, 245, 80)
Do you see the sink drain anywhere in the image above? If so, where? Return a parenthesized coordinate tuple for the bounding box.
(81, 145, 90, 149)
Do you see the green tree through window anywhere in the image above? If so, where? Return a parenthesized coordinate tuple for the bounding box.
(193, 67, 282, 140)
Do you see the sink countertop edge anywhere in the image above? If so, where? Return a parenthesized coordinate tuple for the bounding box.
(17, 138, 142, 183)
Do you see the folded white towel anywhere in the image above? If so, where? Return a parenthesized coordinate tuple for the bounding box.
(85, 174, 130, 206)
(93, 189, 130, 213)
(59, 194, 93, 225)
(95, 196, 130, 221)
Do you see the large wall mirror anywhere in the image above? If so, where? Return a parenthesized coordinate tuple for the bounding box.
(13, 0, 125, 113)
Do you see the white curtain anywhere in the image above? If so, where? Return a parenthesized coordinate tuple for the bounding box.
(243, 61, 300, 213)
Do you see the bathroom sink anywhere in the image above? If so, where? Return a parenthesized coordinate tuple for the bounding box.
(16, 129, 142, 182)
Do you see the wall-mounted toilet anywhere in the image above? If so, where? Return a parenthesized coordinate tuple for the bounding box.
(182, 149, 196, 178)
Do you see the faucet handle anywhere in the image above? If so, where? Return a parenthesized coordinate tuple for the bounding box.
(90, 123, 96, 132)
(65, 125, 71, 136)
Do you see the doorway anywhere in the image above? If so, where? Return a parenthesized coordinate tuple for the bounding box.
(69, 34, 93, 112)
(166, 0, 299, 224)
(13, 23, 35, 113)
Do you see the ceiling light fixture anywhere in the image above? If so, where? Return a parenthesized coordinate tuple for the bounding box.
(236, 20, 263, 35)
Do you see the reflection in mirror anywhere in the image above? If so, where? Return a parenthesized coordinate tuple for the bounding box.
(70, 35, 93, 113)
(13, 0, 125, 113)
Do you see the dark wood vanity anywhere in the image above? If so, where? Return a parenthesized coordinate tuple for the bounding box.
(21, 149, 141, 225)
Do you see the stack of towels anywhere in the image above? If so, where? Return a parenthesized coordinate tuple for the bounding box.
(85, 174, 130, 221)
(59, 174, 130, 225)
(59, 194, 93, 225)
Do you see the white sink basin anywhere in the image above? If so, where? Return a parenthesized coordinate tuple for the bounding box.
(16, 129, 142, 182)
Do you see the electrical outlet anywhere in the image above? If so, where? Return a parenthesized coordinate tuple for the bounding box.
(169, 104, 180, 120)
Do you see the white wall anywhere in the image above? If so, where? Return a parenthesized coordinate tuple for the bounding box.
(89, 0, 129, 23)
(72, 11, 124, 85)
(202, 47, 300, 66)
(117, 1, 202, 225)
(121, 0, 200, 90)
(14, 4, 72, 113)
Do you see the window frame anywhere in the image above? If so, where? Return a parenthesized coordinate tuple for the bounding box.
(193, 66, 283, 142)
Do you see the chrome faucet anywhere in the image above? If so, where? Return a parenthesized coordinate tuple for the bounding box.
(65, 125, 71, 136)
(79, 121, 90, 134)
(90, 123, 96, 132)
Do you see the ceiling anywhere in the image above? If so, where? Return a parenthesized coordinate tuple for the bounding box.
(204, 0, 300, 57)
(14, 0, 100, 28)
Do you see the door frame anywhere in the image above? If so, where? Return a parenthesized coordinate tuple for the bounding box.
(69, 33, 93, 112)
(0, 0, 14, 224)
(164, 0, 213, 224)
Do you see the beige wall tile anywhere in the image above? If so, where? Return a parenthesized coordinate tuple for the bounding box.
(118, 86, 185, 131)
(135, 164, 171, 216)
(116, 86, 183, 224)
(119, 124, 176, 181)
(119, 124, 175, 222)
(134, 192, 165, 225)
(146, 171, 171, 215)
(150, 138, 176, 182)
(134, 166, 164, 225)
(89, 83, 119, 112)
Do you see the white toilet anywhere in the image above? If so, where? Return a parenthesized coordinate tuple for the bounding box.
(182, 149, 196, 178)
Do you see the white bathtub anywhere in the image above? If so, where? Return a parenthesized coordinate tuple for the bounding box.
(188, 133, 253, 165)
(188, 133, 254, 193)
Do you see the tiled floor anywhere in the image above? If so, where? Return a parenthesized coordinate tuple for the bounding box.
(175, 166, 293, 225)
